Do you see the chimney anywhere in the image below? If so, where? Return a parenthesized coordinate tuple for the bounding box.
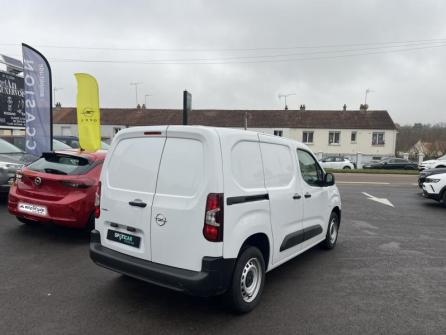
(300, 104, 306, 111)
(343, 104, 347, 111)
(359, 104, 368, 111)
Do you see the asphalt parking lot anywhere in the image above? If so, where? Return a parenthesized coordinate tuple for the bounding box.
(0, 174, 445, 335)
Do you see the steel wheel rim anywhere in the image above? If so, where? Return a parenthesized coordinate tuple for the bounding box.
(240, 257, 262, 303)
(329, 218, 338, 244)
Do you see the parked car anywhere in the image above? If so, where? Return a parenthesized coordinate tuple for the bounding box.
(419, 154, 446, 171)
(8, 150, 106, 229)
(422, 173, 446, 207)
(54, 135, 110, 150)
(363, 158, 418, 169)
(319, 156, 355, 170)
(0, 139, 37, 192)
(90, 126, 341, 313)
(418, 167, 446, 187)
(0, 135, 72, 151)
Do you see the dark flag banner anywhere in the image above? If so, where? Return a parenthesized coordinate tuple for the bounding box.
(22, 43, 52, 156)
(0, 71, 25, 127)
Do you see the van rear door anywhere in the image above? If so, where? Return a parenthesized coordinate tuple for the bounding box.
(150, 127, 223, 272)
(98, 127, 167, 261)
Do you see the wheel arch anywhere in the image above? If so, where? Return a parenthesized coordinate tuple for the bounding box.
(239, 233, 271, 271)
(439, 186, 446, 201)
(331, 206, 341, 226)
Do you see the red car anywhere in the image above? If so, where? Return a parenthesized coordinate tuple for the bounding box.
(8, 150, 106, 229)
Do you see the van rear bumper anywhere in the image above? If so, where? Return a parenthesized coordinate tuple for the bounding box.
(90, 230, 235, 297)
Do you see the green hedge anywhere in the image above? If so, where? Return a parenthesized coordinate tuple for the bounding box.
(325, 168, 419, 175)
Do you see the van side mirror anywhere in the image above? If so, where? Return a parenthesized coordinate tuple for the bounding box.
(324, 173, 335, 186)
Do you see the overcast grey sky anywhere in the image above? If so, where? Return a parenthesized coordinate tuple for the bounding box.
(1, 0, 446, 124)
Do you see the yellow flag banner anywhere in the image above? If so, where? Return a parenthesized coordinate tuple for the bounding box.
(75, 73, 101, 151)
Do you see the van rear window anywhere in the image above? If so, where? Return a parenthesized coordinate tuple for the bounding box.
(107, 137, 165, 193)
(27, 153, 95, 175)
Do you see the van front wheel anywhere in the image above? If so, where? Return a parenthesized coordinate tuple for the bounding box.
(227, 246, 265, 314)
(322, 211, 339, 249)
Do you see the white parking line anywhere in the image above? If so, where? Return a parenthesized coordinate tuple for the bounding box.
(362, 192, 395, 207)
(337, 181, 390, 185)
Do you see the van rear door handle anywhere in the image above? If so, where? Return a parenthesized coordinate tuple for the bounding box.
(129, 200, 147, 208)
(293, 194, 302, 200)
(304, 193, 312, 198)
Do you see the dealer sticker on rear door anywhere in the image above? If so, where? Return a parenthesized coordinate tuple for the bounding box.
(18, 202, 48, 216)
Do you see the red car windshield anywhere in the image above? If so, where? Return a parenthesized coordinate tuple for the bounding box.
(27, 152, 96, 175)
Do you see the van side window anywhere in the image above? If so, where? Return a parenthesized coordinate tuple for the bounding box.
(261, 143, 294, 187)
(156, 138, 204, 196)
(297, 149, 324, 187)
(231, 141, 264, 189)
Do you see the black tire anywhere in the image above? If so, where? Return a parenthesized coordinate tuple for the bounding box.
(322, 211, 340, 249)
(17, 217, 39, 226)
(85, 213, 95, 232)
(226, 246, 265, 314)
(343, 166, 351, 170)
(442, 191, 446, 208)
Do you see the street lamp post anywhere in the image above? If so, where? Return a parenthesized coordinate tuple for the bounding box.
(278, 93, 296, 110)
(130, 82, 143, 106)
(364, 89, 374, 105)
(144, 94, 152, 107)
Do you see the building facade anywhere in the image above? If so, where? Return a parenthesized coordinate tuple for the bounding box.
(53, 107, 398, 163)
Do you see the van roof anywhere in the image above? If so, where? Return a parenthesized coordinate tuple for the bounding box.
(117, 125, 311, 151)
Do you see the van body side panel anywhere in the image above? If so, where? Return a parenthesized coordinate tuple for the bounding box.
(296, 148, 330, 250)
(150, 127, 223, 272)
(218, 130, 272, 267)
(96, 126, 168, 261)
(258, 135, 304, 264)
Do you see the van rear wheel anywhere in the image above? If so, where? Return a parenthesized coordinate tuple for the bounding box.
(227, 246, 265, 314)
(322, 211, 339, 249)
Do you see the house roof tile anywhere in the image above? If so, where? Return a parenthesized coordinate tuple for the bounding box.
(53, 108, 397, 130)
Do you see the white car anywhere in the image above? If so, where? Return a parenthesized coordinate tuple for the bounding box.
(422, 172, 446, 206)
(419, 154, 446, 170)
(90, 126, 342, 313)
(319, 156, 355, 170)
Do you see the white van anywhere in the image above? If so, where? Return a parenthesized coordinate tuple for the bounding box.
(90, 126, 341, 313)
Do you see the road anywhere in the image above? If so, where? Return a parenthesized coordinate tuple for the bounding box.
(0, 174, 445, 334)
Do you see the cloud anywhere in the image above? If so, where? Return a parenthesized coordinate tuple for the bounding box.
(1, 0, 446, 124)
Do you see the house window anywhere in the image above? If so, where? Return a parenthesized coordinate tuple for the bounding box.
(61, 126, 72, 136)
(329, 131, 341, 145)
(273, 130, 283, 137)
(351, 131, 357, 143)
(302, 131, 314, 144)
(372, 132, 385, 145)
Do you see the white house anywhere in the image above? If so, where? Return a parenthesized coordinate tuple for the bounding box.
(53, 107, 398, 164)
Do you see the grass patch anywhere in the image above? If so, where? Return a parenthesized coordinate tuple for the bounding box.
(325, 168, 419, 175)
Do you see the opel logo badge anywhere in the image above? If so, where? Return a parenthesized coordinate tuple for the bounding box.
(155, 214, 167, 226)
(34, 177, 42, 186)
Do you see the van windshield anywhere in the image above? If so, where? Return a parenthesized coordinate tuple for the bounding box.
(27, 153, 95, 175)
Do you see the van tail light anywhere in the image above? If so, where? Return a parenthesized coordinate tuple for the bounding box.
(203, 193, 224, 242)
(60, 178, 95, 189)
(94, 181, 101, 218)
